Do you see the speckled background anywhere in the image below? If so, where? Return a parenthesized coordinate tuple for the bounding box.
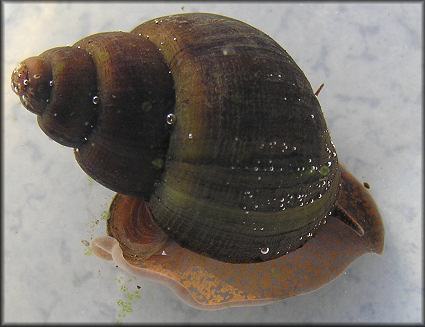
(3, 2, 422, 323)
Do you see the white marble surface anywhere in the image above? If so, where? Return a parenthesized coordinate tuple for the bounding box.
(3, 2, 422, 323)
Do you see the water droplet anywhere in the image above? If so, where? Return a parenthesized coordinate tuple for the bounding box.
(166, 113, 176, 125)
(92, 95, 99, 105)
(311, 114, 315, 118)
(161, 250, 167, 256)
(260, 247, 269, 255)
(234, 137, 239, 142)
(33, 74, 41, 79)
(49, 80, 53, 86)
(173, 37, 177, 41)
(20, 94, 28, 106)
(188, 133, 193, 139)
(293, 146, 297, 151)
(23, 79, 29, 85)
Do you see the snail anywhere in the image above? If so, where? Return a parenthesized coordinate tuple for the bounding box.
(11, 13, 384, 309)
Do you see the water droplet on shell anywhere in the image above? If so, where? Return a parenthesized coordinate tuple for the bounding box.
(260, 247, 270, 255)
(166, 113, 177, 125)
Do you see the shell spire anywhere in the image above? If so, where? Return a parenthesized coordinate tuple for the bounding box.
(12, 33, 176, 199)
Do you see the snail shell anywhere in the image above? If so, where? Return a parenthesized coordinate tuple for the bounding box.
(12, 13, 341, 263)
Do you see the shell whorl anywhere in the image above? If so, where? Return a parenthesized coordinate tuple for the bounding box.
(131, 13, 341, 263)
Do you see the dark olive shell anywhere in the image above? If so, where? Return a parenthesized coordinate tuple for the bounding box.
(11, 13, 341, 263)
(131, 14, 341, 262)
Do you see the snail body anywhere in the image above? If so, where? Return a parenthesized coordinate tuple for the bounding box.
(11, 13, 382, 270)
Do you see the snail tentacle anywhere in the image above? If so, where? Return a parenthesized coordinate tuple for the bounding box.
(332, 205, 365, 236)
